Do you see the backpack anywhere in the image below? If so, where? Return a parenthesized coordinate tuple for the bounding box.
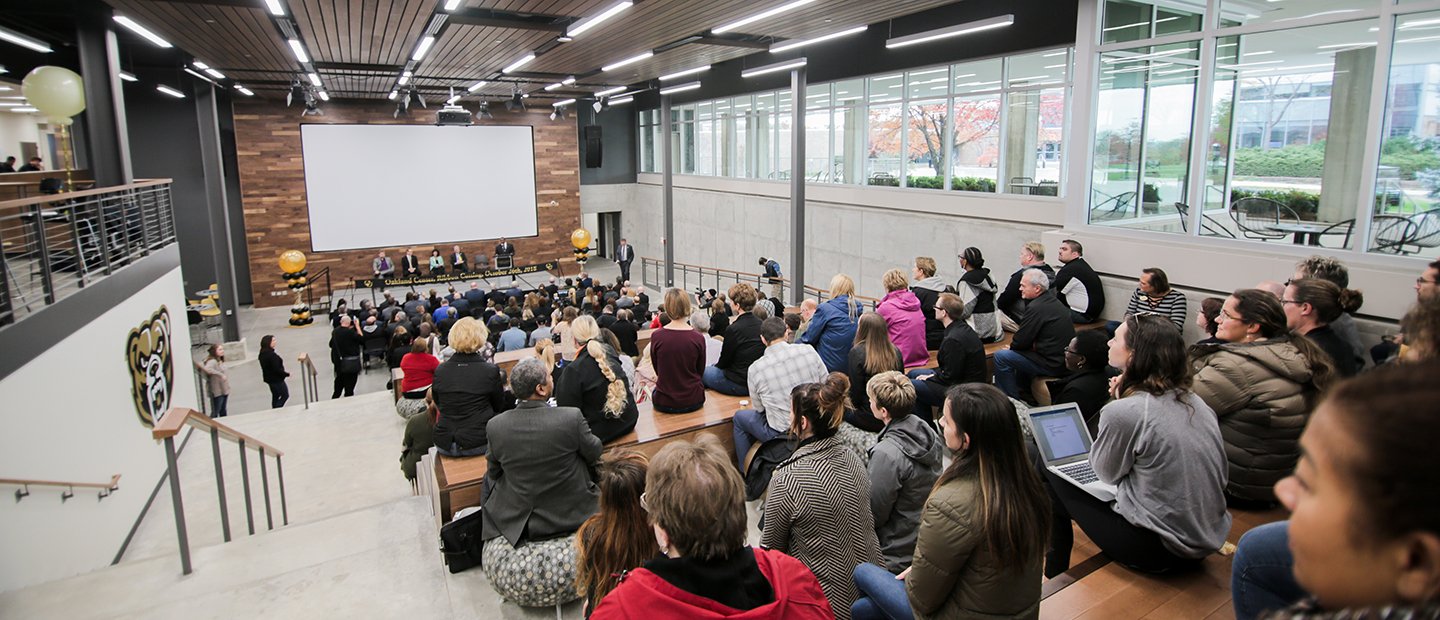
(744, 437, 796, 501)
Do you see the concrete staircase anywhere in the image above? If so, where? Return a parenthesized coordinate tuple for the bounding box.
(0, 392, 582, 619)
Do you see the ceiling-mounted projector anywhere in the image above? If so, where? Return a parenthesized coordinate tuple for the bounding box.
(436, 104, 472, 126)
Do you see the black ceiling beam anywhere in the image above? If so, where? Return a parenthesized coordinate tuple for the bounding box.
(313, 61, 404, 73)
(153, 0, 262, 7)
(692, 35, 771, 49)
(446, 8, 568, 32)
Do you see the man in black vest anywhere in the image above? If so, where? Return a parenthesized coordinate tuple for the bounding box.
(1052, 239, 1106, 323)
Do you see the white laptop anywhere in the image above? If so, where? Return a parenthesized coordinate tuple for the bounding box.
(1028, 403, 1117, 502)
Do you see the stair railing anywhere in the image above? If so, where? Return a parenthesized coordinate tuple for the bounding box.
(297, 353, 320, 409)
(0, 474, 120, 502)
(152, 407, 287, 576)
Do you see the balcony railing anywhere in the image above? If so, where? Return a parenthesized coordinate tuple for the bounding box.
(0, 179, 175, 327)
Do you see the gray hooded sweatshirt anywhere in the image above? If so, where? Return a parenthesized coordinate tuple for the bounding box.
(867, 413, 945, 571)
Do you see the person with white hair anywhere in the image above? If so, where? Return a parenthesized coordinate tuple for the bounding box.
(992, 269, 1075, 402)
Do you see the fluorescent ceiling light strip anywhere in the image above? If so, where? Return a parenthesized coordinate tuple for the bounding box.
(1044, 64, 1067, 69)
(412, 36, 435, 61)
(562, 76, 576, 85)
(118, 71, 138, 82)
(608, 95, 634, 105)
(388, 90, 398, 100)
(12, 107, 39, 113)
(545, 83, 563, 91)
(659, 65, 710, 81)
(0, 102, 22, 107)
(113, 16, 173, 48)
(444, 0, 463, 10)
(502, 53, 536, 73)
(1220, 59, 1282, 69)
(397, 74, 410, 85)
(885, 14, 1013, 49)
(265, 0, 285, 16)
(193, 61, 210, 70)
(659, 81, 701, 95)
(741, 58, 806, 78)
(769, 25, 867, 53)
(1103, 20, 1148, 32)
(1398, 35, 1440, 44)
(602, 51, 652, 72)
(553, 98, 576, 107)
(0, 25, 54, 53)
(234, 85, 254, 96)
(204, 68, 226, 79)
(713, 0, 818, 34)
(467, 80, 487, 92)
(1400, 18, 1440, 29)
(156, 84, 185, 98)
(288, 39, 309, 63)
(184, 67, 215, 83)
(307, 72, 322, 86)
(568, 1, 633, 37)
(318, 91, 329, 101)
(595, 86, 627, 96)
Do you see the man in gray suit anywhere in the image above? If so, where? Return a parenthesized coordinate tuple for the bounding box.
(480, 358, 602, 547)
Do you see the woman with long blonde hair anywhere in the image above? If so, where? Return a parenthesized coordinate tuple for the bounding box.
(799, 273, 862, 373)
(555, 315, 639, 443)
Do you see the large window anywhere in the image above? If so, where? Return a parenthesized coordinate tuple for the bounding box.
(637, 48, 1072, 198)
(1371, 10, 1440, 259)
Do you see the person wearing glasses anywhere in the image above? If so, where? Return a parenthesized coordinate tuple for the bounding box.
(908, 293, 986, 422)
(1044, 329, 1112, 435)
(1189, 289, 1336, 507)
(1418, 260, 1440, 303)
(479, 357, 602, 607)
(1282, 279, 1365, 378)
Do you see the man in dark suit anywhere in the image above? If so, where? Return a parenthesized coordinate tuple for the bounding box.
(450, 245, 468, 274)
(17, 157, 42, 172)
(0, 156, 15, 173)
(494, 237, 515, 268)
(993, 268, 1075, 403)
(463, 281, 487, 308)
(615, 238, 634, 282)
(480, 357, 602, 547)
(400, 249, 421, 278)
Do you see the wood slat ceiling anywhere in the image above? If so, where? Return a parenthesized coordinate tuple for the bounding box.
(103, 0, 968, 100)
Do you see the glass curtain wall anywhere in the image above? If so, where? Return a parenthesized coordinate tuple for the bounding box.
(1089, 0, 1439, 260)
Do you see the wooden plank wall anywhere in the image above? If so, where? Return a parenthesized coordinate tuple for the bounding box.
(231, 99, 582, 308)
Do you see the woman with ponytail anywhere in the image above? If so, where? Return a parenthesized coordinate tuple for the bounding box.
(557, 314, 639, 443)
(1282, 278, 1365, 377)
(762, 372, 882, 620)
(852, 383, 1049, 619)
(1190, 289, 1335, 506)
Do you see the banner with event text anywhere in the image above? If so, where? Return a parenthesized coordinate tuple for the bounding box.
(353, 260, 559, 289)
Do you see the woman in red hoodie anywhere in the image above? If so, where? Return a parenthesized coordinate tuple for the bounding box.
(590, 434, 835, 619)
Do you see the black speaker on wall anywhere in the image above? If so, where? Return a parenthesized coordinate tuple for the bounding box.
(583, 125, 603, 168)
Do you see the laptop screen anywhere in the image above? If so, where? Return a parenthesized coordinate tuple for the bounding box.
(1030, 405, 1092, 463)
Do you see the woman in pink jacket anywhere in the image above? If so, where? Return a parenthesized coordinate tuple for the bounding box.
(878, 269, 930, 368)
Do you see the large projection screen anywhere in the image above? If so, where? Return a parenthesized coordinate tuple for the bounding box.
(300, 124, 539, 252)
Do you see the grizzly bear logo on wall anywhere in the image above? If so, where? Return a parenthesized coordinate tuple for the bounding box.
(126, 307, 174, 428)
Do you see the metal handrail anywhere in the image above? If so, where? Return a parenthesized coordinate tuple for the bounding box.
(638, 256, 882, 309)
(151, 407, 288, 576)
(1, 474, 120, 503)
(0, 179, 176, 326)
(298, 353, 320, 409)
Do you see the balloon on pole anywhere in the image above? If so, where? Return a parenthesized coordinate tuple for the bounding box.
(22, 66, 87, 119)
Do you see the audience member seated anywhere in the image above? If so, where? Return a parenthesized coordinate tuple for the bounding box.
(1230, 361, 1440, 619)
(799, 274, 863, 373)
(399, 389, 437, 485)
(1045, 329, 1112, 435)
(845, 312, 904, 432)
(373, 251, 394, 281)
(386, 327, 411, 378)
(649, 289, 707, 414)
(397, 336, 439, 418)
(575, 452, 656, 616)
(956, 247, 1004, 343)
(908, 293, 986, 422)
(1190, 289, 1336, 506)
(852, 383, 1048, 620)
(794, 298, 817, 341)
(1044, 314, 1231, 577)
(361, 315, 387, 364)
(704, 283, 765, 396)
(556, 315, 639, 444)
(432, 318, 506, 457)
(685, 311, 721, 366)
(784, 312, 803, 344)
(709, 297, 732, 337)
(1399, 297, 1440, 362)
(480, 358, 601, 607)
(762, 373, 883, 620)
(877, 269, 929, 369)
(862, 372, 942, 573)
(1053, 239, 1106, 324)
(1284, 278, 1365, 377)
(590, 435, 833, 619)
(997, 242, 1055, 332)
(496, 317, 527, 353)
(910, 257, 951, 350)
(732, 317, 829, 467)
(598, 328, 637, 386)
(1121, 267, 1188, 331)
(1195, 297, 1225, 346)
(1292, 255, 1366, 368)
(610, 309, 640, 358)
(993, 269, 1075, 403)
(427, 249, 444, 275)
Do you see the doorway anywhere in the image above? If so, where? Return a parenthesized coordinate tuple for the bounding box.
(597, 212, 621, 260)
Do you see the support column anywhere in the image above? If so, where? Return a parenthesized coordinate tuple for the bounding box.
(194, 83, 241, 342)
(1318, 47, 1375, 223)
(789, 67, 807, 308)
(661, 97, 674, 288)
(75, 2, 134, 187)
(1002, 91, 1040, 191)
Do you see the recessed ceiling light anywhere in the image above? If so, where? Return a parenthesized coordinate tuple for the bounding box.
(412, 35, 436, 61)
(265, 0, 285, 16)
(113, 15, 173, 48)
(287, 39, 309, 63)
(713, 0, 818, 34)
(602, 51, 652, 72)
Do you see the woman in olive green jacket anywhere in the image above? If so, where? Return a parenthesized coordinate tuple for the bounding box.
(851, 384, 1050, 620)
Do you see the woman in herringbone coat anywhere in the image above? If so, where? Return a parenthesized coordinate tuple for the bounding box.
(762, 372, 882, 620)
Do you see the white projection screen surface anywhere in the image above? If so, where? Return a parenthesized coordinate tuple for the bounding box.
(300, 124, 539, 252)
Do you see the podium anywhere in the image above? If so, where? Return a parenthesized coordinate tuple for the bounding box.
(495, 254, 514, 269)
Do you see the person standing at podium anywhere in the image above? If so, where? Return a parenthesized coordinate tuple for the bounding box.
(451, 245, 468, 275)
(495, 237, 515, 269)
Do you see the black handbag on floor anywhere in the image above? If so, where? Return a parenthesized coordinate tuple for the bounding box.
(439, 508, 485, 573)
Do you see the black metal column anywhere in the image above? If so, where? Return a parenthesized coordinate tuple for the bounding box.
(661, 96, 674, 289)
(194, 83, 241, 342)
(789, 67, 807, 308)
(75, 2, 134, 187)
